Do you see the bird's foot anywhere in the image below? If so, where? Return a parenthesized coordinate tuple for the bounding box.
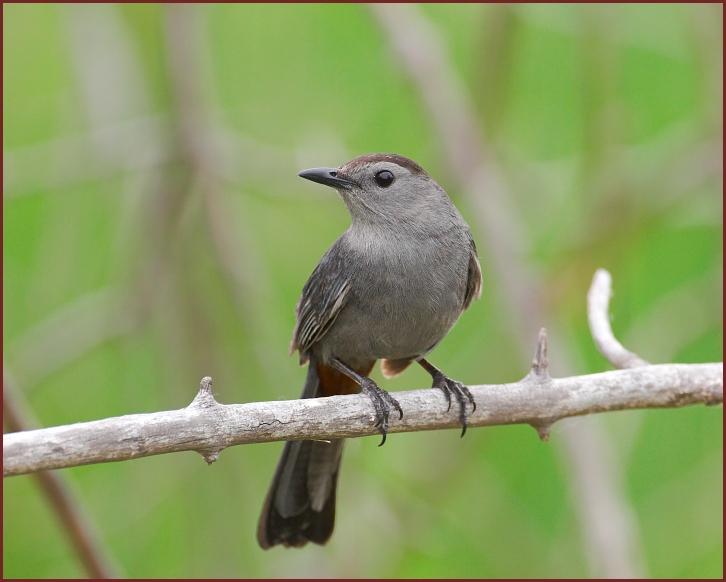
(360, 378, 403, 447)
(430, 372, 476, 437)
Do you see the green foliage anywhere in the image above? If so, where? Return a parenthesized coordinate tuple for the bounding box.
(3, 4, 722, 577)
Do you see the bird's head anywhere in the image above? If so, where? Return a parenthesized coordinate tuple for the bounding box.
(298, 153, 451, 227)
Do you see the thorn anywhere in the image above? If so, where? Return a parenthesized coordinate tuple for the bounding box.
(190, 376, 219, 409)
(527, 328, 550, 382)
(199, 376, 213, 395)
(200, 449, 220, 465)
(531, 422, 552, 441)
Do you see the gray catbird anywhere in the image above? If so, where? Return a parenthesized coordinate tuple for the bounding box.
(257, 153, 482, 549)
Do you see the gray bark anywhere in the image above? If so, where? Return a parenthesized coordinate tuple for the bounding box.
(4, 362, 722, 477)
(588, 269, 650, 369)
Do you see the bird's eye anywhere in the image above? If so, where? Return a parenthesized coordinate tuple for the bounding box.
(374, 170, 395, 188)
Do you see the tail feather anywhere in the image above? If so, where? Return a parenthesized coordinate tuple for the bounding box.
(257, 439, 342, 548)
(257, 360, 342, 549)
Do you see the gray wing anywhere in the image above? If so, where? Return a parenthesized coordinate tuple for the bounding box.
(290, 241, 351, 363)
(463, 234, 483, 310)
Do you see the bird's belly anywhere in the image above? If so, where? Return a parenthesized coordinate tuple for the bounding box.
(362, 304, 457, 359)
(321, 274, 463, 364)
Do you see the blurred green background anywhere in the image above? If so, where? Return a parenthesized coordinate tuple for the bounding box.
(3, 3, 722, 578)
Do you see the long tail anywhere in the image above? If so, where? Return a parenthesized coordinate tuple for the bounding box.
(256, 361, 343, 549)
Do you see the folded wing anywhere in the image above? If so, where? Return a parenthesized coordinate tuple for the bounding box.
(291, 242, 352, 363)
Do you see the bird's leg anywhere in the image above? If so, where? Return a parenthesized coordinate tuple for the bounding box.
(330, 358, 403, 446)
(418, 359, 476, 437)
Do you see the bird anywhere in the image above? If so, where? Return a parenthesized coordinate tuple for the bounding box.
(257, 153, 482, 549)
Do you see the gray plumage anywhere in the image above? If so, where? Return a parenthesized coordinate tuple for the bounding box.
(292, 154, 482, 373)
(258, 153, 482, 549)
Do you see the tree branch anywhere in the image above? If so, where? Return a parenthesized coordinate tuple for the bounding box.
(4, 356, 721, 478)
(588, 269, 650, 368)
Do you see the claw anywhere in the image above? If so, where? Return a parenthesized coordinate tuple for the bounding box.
(442, 387, 452, 412)
(431, 373, 476, 437)
(390, 398, 404, 420)
(361, 380, 401, 446)
(433, 373, 453, 412)
(461, 385, 477, 413)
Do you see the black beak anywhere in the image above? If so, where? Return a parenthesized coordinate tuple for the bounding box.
(298, 167, 354, 189)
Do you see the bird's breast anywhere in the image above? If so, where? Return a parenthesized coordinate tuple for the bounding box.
(321, 231, 469, 361)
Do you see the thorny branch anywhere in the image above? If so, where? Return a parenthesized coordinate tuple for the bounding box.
(4, 284, 722, 476)
(4, 361, 721, 478)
